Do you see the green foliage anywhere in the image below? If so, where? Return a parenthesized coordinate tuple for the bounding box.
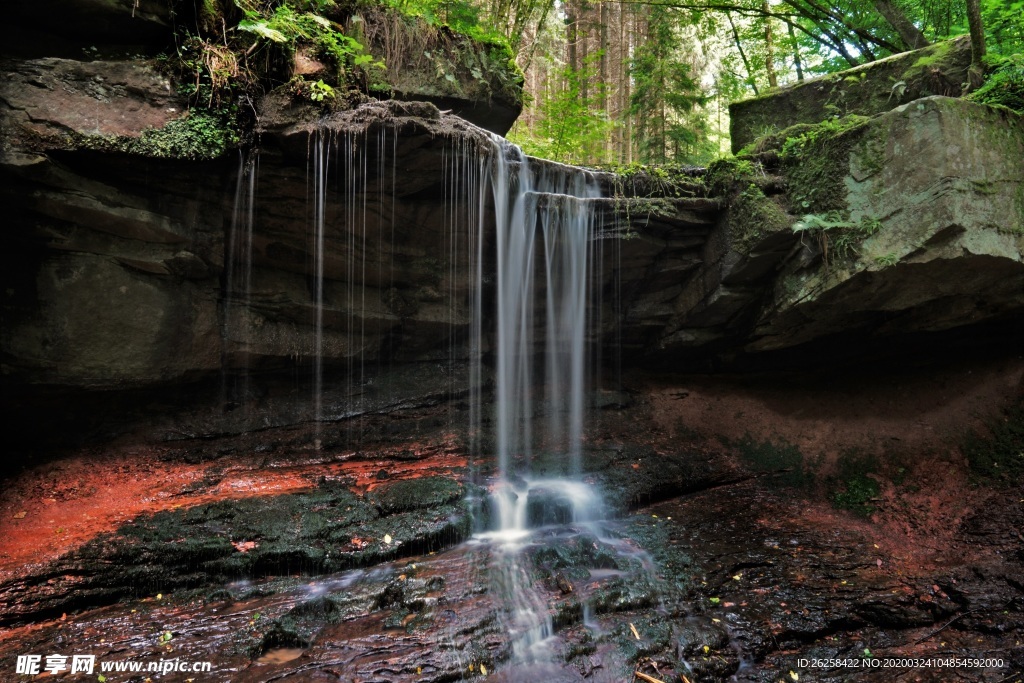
(792, 211, 882, 263)
(381, 0, 509, 48)
(509, 58, 614, 165)
(829, 449, 881, 518)
(628, 5, 708, 164)
(232, 0, 381, 99)
(962, 399, 1024, 485)
(308, 79, 336, 101)
(968, 53, 1024, 114)
(873, 252, 899, 267)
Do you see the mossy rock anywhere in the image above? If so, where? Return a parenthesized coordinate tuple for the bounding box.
(369, 476, 464, 513)
(729, 36, 972, 153)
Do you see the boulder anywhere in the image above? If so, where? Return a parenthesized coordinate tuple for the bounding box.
(649, 97, 1024, 360)
(750, 97, 1024, 350)
(729, 36, 973, 153)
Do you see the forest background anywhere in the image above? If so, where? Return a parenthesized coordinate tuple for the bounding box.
(377, 0, 1022, 166)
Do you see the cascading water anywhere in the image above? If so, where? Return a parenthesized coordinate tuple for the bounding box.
(477, 137, 609, 673)
(222, 111, 626, 675)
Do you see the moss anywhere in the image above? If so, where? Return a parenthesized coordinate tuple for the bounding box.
(704, 156, 758, 195)
(966, 54, 1024, 114)
(729, 183, 792, 252)
(72, 111, 240, 160)
(369, 476, 464, 513)
(733, 434, 811, 489)
(831, 475, 881, 517)
(828, 449, 881, 518)
(779, 114, 871, 214)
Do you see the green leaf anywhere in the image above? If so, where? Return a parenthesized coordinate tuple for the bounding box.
(238, 20, 287, 43)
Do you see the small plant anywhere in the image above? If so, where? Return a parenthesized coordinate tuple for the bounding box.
(829, 449, 881, 518)
(792, 212, 883, 265)
(308, 79, 335, 102)
(888, 79, 907, 102)
(873, 252, 899, 267)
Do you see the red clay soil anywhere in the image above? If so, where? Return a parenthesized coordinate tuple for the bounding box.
(0, 436, 467, 581)
(616, 354, 1024, 574)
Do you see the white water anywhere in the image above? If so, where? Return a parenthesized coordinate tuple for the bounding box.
(479, 138, 607, 670)
(227, 121, 613, 672)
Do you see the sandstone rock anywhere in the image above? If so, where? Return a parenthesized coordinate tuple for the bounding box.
(729, 36, 973, 153)
(0, 57, 182, 150)
(749, 97, 1024, 350)
(652, 96, 1024, 360)
(10, 0, 174, 50)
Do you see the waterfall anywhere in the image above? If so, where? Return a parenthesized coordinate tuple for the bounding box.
(221, 110, 616, 674)
(222, 150, 257, 417)
(480, 137, 606, 672)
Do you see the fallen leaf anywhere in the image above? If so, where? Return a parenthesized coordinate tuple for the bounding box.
(384, 534, 393, 545)
(13, 511, 26, 519)
(629, 622, 641, 640)
(789, 672, 799, 681)
(480, 663, 488, 675)
(633, 672, 664, 683)
(232, 540, 258, 553)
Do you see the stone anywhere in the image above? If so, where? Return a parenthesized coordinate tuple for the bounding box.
(729, 36, 973, 153)
(750, 97, 1024, 351)
(649, 96, 1024, 361)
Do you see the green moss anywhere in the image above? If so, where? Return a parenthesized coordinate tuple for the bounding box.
(903, 37, 957, 77)
(828, 449, 881, 517)
(966, 54, 1024, 114)
(733, 434, 811, 488)
(831, 475, 881, 517)
(369, 476, 464, 513)
(704, 156, 758, 195)
(729, 183, 792, 252)
(72, 110, 240, 160)
(779, 114, 870, 214)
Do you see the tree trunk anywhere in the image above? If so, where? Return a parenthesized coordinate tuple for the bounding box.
(728, 12, 759, 95)
(787, 22, 804, 81)
(763, 2, 778, 88)
(600, 0, 610, 160)
(871, 0, 929, 50)
(566, 0, 578, 73)
(966, 0, 986, 89)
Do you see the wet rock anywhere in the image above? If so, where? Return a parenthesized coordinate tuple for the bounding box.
(0, 479, 470, 625)
(369, 476, 464, 514)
